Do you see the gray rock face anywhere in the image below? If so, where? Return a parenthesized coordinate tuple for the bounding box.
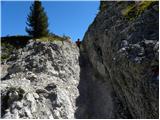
(82, 1, 159, 119)
(1, 40, 80, 119)
(1, 1, 159, 119)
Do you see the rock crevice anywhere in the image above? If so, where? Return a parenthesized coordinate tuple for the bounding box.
(1, 1, 159, 119)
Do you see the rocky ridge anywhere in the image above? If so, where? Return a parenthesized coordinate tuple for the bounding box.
(1, 40, 80, 119)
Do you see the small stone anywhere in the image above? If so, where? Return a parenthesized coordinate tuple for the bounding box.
(24, 108, 32, 118)
(33, 93, 39, 99)
(16, 101, 23, 109)
(53, 110, 61, 119)
(25, 93, 35, 102)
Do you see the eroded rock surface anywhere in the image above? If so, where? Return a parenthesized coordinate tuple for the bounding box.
(82, 1, 159, 119)
(1, 1, 159, 119)
(1, 40, 80, 119)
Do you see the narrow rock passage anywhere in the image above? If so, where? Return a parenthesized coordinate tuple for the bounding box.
(75, 48, 114, 119)
(75, 50, 92, 118)
(1, 1, 159, 119)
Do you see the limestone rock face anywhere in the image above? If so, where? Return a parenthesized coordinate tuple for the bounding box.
(82, 1, 159, 119)
(1, 1, 159, 119)
(1, 40, 80, 119)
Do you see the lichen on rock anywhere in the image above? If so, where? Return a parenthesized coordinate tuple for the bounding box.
(82, 1, 159, 119)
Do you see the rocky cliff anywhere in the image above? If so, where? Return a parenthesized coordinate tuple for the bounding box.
(1, 40, 80, 118)
(82, 1, 159, 119)
(1, 1, 159, 119)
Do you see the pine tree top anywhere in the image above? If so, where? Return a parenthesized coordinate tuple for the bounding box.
(26, 0, 49, 38)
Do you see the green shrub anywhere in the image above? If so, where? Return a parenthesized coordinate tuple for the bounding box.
(1, 43, 15, 61)
(35, 36, 64, 42)
(1, 35, 31, 47)
(35, 34, 71, 42)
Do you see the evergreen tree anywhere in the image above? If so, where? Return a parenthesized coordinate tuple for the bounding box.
(26, 0, 49, 38)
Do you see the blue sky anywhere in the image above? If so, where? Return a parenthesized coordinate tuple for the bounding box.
(1, 1, 99, 41)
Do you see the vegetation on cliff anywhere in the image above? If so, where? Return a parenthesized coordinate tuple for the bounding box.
(122, 1, 157, 20)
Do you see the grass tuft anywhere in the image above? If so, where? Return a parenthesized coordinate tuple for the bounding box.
(122, 1, 156, 20)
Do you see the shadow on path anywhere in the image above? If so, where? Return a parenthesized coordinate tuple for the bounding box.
(74, 50, 93, 118)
